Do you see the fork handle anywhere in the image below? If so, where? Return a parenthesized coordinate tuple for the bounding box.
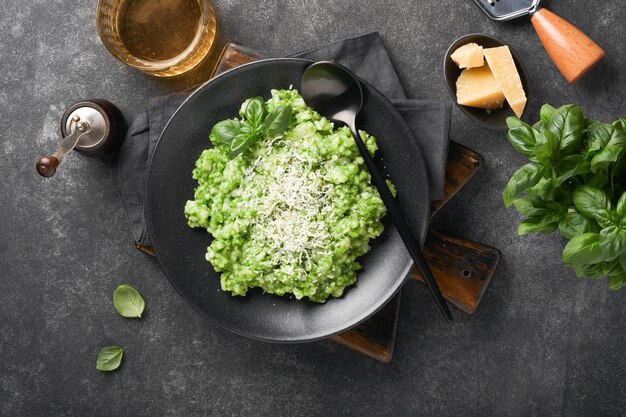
(531, 8, 605, 83)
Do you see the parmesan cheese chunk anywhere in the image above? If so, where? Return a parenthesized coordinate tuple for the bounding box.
(450, 43, 484, 69)
(483, 46, 527, 117)
(456, 65, 506, 110)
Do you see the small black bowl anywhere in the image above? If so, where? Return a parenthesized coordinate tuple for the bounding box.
(443, 33, 530, 131)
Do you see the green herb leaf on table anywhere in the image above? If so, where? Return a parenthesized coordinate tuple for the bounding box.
(588, 123, 626, 173)
(518, 216, 559, 235)
(562, 233, 604, 265)
(558, 213, 597, 239)
(609, 273, 626, 290)
(572, 186, 616, 228)
(534, 130, 560, 165)
(96, 345, 124, 372)
(573, 262, 608, 279)
(113, 284, 145, 318)
(614, 117, 626, 131)
(539, 104, 557, 127)
(506, 117, 537, 159)
(552, 155, 590, 186)
(599, 226, 626, 262)
(502, 162, 544, 207)
(546, 104, 584, 156)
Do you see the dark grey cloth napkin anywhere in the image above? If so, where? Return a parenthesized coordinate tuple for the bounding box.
(114, 32, 450, 248)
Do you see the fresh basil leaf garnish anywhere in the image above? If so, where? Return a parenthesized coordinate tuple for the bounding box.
(265, 106, 293, 136)
(96, 345, 124, 372)
(230, 133, 252, 157)
(113, 284, 145, 318)
(245, 96, 265, 126)
(211, 119, 242, 145)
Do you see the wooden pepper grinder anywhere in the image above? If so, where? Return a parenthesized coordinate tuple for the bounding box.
(36, 99, 126, 177)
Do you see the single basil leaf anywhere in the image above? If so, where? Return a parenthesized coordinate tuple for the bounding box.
(540, 104, 557, 125)
(244, 96, 265, 126)
(502, 163, 544, 207)
(96, 345, 124, 372)
(616, 190, 626, 218)
(602, 260, 623, 277)
(265, 106, 293, 136)
(518, 216, 559, 235)
(589, 123, 626, 173)
(548, 105, 584, 156)
(613, 117, 626, 131)
(558, 212, 597, 239)
(506, 117, 537, 159)
(113, 284, 145, 318)
(599, 226, 626, 261)
(239, 120, 253, 134)
(596, 209, 619, 229)
(585, 122, 612, 154)
(573, 185, 612, 218)
(230, 133, 253, 157)
(534, 130, 560, 165)
(211, 119, 242, 145)
(562, 232, 604, 265)
(608, 273, 626, 290)
(573, 262, 607, 279)
(524, 177, 556, 201)
(552, 155, 590, 186)
(513, 195, 552, 217)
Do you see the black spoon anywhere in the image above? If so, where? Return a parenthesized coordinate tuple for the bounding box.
(301, 61, 453, 322)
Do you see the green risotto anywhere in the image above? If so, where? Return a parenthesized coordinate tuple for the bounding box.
(184, 89, 388, 302)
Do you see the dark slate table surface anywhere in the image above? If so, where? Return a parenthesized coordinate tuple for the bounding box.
(1, 0, 625, 416)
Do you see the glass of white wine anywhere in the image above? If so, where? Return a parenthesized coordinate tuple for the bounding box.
(96, 0, 218, 77)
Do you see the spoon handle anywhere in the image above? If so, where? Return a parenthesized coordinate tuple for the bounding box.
(349, 125, 453, 322)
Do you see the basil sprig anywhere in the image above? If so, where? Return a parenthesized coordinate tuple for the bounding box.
(210, 97, 293, 158)
(503, 104, 626, 290)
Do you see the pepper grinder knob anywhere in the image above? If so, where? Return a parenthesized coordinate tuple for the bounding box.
(36, 99, 126, 178)
(35, 156, 60, 177)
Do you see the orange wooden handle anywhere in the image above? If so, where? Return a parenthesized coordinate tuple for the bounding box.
(531, 8, 605, 83)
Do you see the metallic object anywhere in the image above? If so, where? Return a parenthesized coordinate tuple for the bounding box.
(472, 0, 604, 83)
(36, 99, 126, 177)
(473, 0, 540, 21)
